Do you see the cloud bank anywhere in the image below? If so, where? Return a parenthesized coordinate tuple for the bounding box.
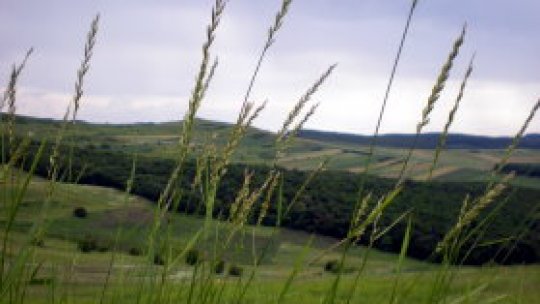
(1, 0, 539, 136)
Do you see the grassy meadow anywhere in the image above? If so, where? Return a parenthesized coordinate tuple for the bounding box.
(2, 0, 540, 303)
(2, 178, 539, 303)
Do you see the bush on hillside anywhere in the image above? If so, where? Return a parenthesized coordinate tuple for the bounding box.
(154, 254, 165, 265)
(228, 265, 243, 277)
(78, 236, 98, 253)
(97, 244, 109, 252)
(31, 237, 44, 247)
(73, 207, 88, 218)
(129, 247, 142, 256)
(185, 248, 202, 266)
(213, 260, 225, 274)
(324, 259, 341, 273)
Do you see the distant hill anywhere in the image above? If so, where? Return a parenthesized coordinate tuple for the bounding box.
(9, 115, 540, 185)
(297, 130, 540, 149)
(15, 114, 540, 150)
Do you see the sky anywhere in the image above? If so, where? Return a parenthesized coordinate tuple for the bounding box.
(1, 0, 539, 136)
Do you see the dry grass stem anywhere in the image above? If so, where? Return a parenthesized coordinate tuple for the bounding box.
(200, 57, 219, 102)
(241, 0, 293, 108)
(217, 101, 267, 181)
(49, 15, 100, 181)
(1, 48, 33, 110)
(229, 170, 254, 224)
(283, 157, 329, 217)
(437, 172, 515, 253)
(158, 0, 226, 210)
(178, 0, 225, 150)
(417, 25, 466, 133)
(458, 194, 471, 221)
(238, 170, 277, 226)
(227, 170, 279, 246)
(2, 48, 33, 155)
(349, 193, 372, 239)
(396, 24, 466, 182)
(276, 64, 337, 144)
(70, 16, 99, 122)
(363, 0, 418, 177)
(489, 98, 540, 185)
(257, 172, 281, 226)
(427, 54, 475, 181)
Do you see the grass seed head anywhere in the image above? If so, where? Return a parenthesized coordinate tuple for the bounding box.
(417, 24, 466, 133)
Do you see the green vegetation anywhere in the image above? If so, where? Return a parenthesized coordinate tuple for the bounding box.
(1, 0, 539, 303)
(10, 139, 538, 264)
(1, 178, 539, 302)
(12, 115, 540, 188)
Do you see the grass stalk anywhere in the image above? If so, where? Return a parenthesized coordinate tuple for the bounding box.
(277, 235, 314, 303)
(396, 24, 466, 183)
(427, 54, 475, 181)
(99, 156, 137, 304)
(35, 15, 99, 241)
(1, 48, 33, 160)
(388, 215, 413, 304)
(359, 0, 418, 187)
(241, 0, 293, 107)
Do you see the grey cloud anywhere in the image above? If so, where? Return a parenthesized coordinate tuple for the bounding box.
(1, 0, 538, 135)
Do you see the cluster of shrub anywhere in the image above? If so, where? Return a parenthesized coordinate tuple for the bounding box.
(73, 227, 245, 277)
(323, 259, 356, 274)
(155, 249, 243, 276)
(77, 235, 109, 253)
(69, 204, 244, 275)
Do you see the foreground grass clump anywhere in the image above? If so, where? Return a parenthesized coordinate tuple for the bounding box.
(1, 0, 539, 303)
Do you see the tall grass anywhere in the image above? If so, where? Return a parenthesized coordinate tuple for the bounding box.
(1, 0, 539, 303)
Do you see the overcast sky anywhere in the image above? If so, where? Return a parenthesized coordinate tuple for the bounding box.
(1, 0, 539, 136)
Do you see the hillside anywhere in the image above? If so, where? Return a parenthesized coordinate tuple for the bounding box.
(297, 130, 540, 149)
(11, 138, 540, 265)
(12, 115, 540, 188)
(8, 115, 540, 265)
(2, 176, 539, 303)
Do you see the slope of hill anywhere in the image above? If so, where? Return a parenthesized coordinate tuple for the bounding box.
(4, 115, 540, 302)
(13, 139, 540, 265)
(297, 130, 540, 149)
(11, 115, 540, 187)
(3, 176, 539, 303)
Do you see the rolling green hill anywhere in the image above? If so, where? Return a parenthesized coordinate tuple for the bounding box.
(9, 136, 540, 265)
(11, 115, 540, 188)
(3, 115, 540, 303)
(2, 176, 539, 303)
(297, 130, 540, 149)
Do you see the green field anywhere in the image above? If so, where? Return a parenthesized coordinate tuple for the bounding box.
(2, 177, 539, 303)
